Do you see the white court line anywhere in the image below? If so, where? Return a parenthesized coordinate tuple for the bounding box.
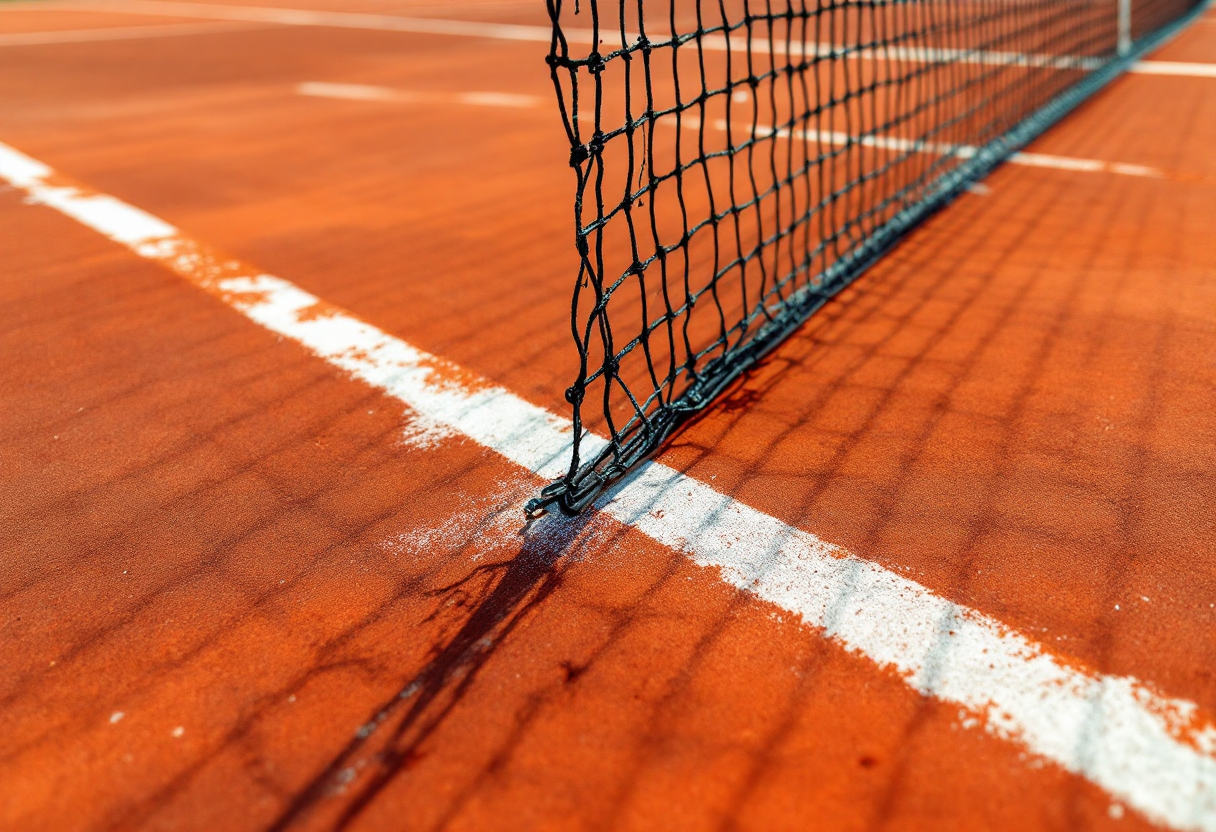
(292, 81, 1161, 179)
(713, 119, 1165, 178)
(2, 139, 1215, 831)
(1129, 60, 1216, 77)
(722, 35, 1106, 71)
(0, 21, 263, 46)
(25, 0, 1216, 78)
(296, 82, 541, 109)
(36, 0, 560, 42)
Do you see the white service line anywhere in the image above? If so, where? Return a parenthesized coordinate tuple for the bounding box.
(1, 140, 1215, 831)
(39, 0, 561, 42)
(1129, 60, 1216, 77)
(0, 21, 264, 46)
(292, 82, 1159, 179)
(28, 0, 1216, 78)
(711, 119, 1164, 178)
(296, 82, 541, 109)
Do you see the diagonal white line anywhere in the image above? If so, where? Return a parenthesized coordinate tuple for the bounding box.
(1, 139, 1215, 831)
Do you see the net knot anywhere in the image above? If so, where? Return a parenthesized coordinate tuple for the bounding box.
(569, 133, 605, 167)
(569, 144, 589, 166)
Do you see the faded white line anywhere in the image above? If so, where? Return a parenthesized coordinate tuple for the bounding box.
(293, 82, 1158, 179)
(0, 21, 264, 46)
(716, 119, 1164, 178)
(296, 82, 541, 109)
(36, 0, 562, 42)
(1129, 60, 1216, 77)
(718, 35, 1107, 71)
(715, 37, 1216, 79)
(1, 140, 1214, 831)
(28, 0, 1216, 80)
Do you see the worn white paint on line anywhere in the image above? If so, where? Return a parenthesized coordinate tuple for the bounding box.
(0, 22, 263, 46)
(296, 82, 541, 109)
(2, 137, 1215, 831)
(713, 119, 1165, 178)
(607, 463, 1216, 829)
(215, 273, 587, 481)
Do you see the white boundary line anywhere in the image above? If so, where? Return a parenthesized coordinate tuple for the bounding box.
(295, 82, 542, 109)
(1129, 60, 1216, 77)
(20, 0, 1216, 78)
(290, 81, 1164, 179)
(32, 0, 561, 42)
(0, 21, 263, 46)
(2, 139, 1215, 830)
(713, 119, 1165, 178)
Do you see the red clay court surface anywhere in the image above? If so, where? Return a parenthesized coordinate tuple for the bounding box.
(2, 1, 1216, 830)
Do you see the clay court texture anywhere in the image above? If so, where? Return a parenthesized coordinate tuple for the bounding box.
(2, 0, 1216, 830)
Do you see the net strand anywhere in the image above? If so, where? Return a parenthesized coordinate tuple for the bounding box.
(531, 0, 1202, 517)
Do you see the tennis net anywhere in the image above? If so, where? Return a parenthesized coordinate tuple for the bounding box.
(527, 0, 1203, 516)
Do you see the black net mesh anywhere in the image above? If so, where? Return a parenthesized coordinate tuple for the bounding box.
(529, 0, 1203, 516)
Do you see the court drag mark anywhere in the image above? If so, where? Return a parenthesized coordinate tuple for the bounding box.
(36, 0, 1216, 77)
(3, 139, 1215, 830)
